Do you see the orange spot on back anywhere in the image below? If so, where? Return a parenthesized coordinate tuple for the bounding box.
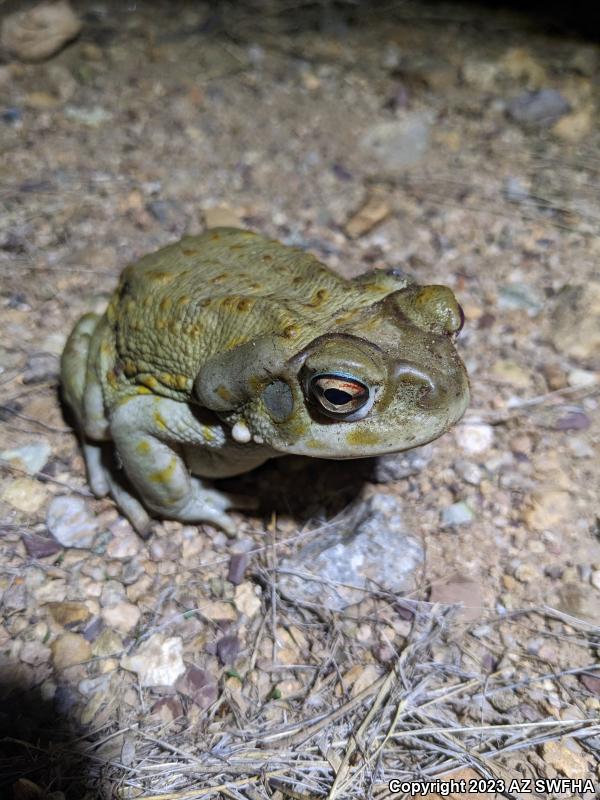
(147, 270, 174, 284)
(138, 375, 159, 390)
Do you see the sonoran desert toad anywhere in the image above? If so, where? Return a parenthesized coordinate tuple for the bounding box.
(61, 227, 469, 535)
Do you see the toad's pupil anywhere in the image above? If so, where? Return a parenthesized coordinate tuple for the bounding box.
(324, 388, 353, 405)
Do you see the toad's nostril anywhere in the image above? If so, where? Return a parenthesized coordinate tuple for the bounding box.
(393, 361, 443, 408)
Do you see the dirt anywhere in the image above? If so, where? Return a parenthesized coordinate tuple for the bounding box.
(0, 1, 599, 798)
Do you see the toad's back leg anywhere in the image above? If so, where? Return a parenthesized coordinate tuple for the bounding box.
(60, 313, 111, 497)
(109, 396, 251, 535)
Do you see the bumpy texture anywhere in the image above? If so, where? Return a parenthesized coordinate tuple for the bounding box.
(61, 227, 469, 535)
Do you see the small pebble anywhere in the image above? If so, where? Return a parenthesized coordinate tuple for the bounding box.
(146, 200, 175, 224)
(541, 362, 568, 390)
(64, 105, 112, 127)
(2, 477, 48, 513)
(491, 359, 532, 389)
(430, 577, 484, 622)
(105, 521, 140, 560)
(216, 634, 240, 666)
(540, 739, 589, 779)
(22, 353, 58, 384)
(497, 282, 544, 313)
(151, 696, 184, 724)
(489, 689, 519, 712)
(121, 558, 145, 585)
(360, 112, 434, 171)
(51, 632, 91, 670)
(503, 176, 530, 204)
(525, 490, 571, 532)
(34, 578, 67, 604)
(101, 601, 140, 634)
(77, 675, 109, 701)
(234, 581, 262, 617)
(568, 437, 594, 458)
(553, 107, 594, 142)
(22, 532, 62, 558)
(372, 445, 433, 482)
(442, 501, 474, 527)
(551, 407, 591, 432)
(0, 441, 51, 475)
(1, 107, 22, 124)
(1, 0, 82, 62)
(99, 579, 126, 607)
(91, 628, 124, 658)
(121, 634, 185, 687)
(549, 282, 600, 368)
(580, 673, 600, 694)
(47, 496, 99, 549)
(454, 459, 483, 485)
(506, 89, 570, 126)
(20, 640, 51, 666)
(455, 423, 494, 455)
(176, 665, 218, 709)
(82, 617, 103, 643)
(567, 368, 598, 388)
(46, 601, 90, 628)
(501, 47, 547, 86)
(227, 552, 249, 585)
(510, 434, 533, 455)
(513, 563, 538, 583)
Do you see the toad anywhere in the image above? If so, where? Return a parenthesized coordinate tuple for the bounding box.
(61, 227, 469, 535)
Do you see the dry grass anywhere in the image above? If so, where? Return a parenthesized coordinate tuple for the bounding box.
(8, 599, 595, 800)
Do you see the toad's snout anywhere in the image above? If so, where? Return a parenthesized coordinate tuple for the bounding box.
(390, 359, 467, 410)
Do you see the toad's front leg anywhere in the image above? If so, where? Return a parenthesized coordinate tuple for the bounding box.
(109, 396, 249, 535)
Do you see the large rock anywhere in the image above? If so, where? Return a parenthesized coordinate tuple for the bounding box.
(278, 494, 423, 611)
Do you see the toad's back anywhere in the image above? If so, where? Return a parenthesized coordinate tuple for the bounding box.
(104, 227, 394, 399)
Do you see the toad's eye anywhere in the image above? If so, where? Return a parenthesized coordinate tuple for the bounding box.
(309, 373, 370, 417)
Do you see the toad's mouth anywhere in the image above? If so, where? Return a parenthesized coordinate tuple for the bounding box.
(276, 388, 470, 459)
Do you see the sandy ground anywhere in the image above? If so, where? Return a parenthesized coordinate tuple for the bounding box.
(0, 1, 599, 797)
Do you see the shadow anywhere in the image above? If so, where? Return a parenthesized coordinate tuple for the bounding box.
(218, 454, 382, 524)
(0, 675, 97, 800)
(163, 0, 600, 44)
